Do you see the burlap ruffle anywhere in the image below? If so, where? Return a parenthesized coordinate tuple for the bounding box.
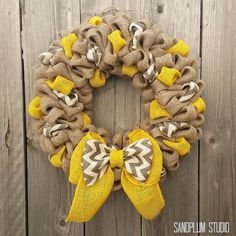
(28, 9, 205, 188)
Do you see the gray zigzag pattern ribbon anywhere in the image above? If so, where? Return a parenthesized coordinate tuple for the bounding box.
(43, 123, 69, 137)
(39, 48, 62, 65)
(157, 121, 188, 138)
(179, 81, 199, 102)
(143, 53, 158, 83)
(82, 138, 153, 186)
(129, 22, 146, 49)
(87, 45, 103, 66)
(53, 90, 79, 106)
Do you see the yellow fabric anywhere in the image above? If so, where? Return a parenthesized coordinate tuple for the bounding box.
(60, 33, 78, 59)
(163, 138, 191, 156)
(88, 16, 103, 25)
(167, 40, 190, 56)
(50, 146, 66, 168)
(110, 150, 124, 169)
(81, 112, 91, 126)
(66, 169, 114, 222)
(89, 69, 106, 87)
(157, 66, 181, 86)
(122, 64, 139, 77)
(122, 129, 165, 219)
(67, 132, 114, 222)
(193, 97, 206, 113)
(46, 75, 75, 95)
(69, 132, 105, 185)
(150, 100, 172, 119)
(107, 30, 127, 53)
(67, 129, 165, 222)
(28, 96, 43, 119)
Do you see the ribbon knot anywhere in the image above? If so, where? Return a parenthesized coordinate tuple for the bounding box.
(110, 149, 124, 169)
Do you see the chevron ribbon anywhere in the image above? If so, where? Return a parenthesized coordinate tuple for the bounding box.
(39, 48, 62, 65)
(157, 121, 188, 138)
(143, 52, 158, 83)
(129, 22, 146, 49)
(179, 81, 199, 102)
(53, 90, 78, 106)
(82, 138, 153, 186)
(43, 123, 68, 137)
(87, 45, 103, 66)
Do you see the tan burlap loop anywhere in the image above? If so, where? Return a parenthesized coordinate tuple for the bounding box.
(154, 53, 174, 72)
(155, 32, 177, 49)
(46, 63, 71, 79)
(191, 114, 205, 127)
(72, 37, 89, 55)
(132, 73, 149, 89)
(61, 142, 74, 174)
(173, 53, 194, 71)
(33, 79, 57, 99)
(112, 132, 129, 150)
(141, 86, 155, 102)
(111, 16, 131, 40)
(156, 139, 180, 171)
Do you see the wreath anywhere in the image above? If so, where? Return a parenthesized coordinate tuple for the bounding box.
(28, 8, 206, 222)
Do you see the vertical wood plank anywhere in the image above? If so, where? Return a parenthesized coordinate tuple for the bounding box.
(141, 1, 201, 235)
(80, 1, 142, 236)
(200, 0, 236, 235)
(22, 0, 83, 235)
(80, 2, 118, 236)
(0, 1, 26, 235)
(107, 1, 142, 236)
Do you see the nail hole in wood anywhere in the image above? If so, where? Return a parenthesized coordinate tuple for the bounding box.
(209, 136, 216, 144)
(60, 219, 66, 227)
(157, 3, 164, 14)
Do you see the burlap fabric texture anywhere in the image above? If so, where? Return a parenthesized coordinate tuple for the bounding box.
(28, 9, 206, 190)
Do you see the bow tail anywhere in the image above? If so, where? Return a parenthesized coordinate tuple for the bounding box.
(66, 168, 114, 222)
(121, 172, 165, 220)
(121, 128, 165, 219)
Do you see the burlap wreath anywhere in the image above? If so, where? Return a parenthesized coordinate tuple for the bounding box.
(28, 8, 205, 192)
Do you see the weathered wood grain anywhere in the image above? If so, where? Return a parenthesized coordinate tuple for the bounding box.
(0, 1, 26, 236)
(0, 0, 232, 236)
(141, 1, 201, 235)
(200, 0, 236, 235)
(22, 0, 83, 235)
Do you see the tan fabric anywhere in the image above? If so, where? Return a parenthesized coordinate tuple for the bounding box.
(29, 10, 205, 179)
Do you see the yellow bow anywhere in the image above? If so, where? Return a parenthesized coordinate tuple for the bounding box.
(66, 129, 165, 222)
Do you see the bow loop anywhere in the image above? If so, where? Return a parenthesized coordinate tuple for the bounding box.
(81, 138, 153, 186)
(82, 140, 110, 186)
(123, 138, 153, 182)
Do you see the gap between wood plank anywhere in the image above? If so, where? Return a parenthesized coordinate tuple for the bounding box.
(19, 0, 29, 235)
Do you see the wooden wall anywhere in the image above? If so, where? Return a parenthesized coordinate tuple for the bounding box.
(0, 0, 235, 235)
